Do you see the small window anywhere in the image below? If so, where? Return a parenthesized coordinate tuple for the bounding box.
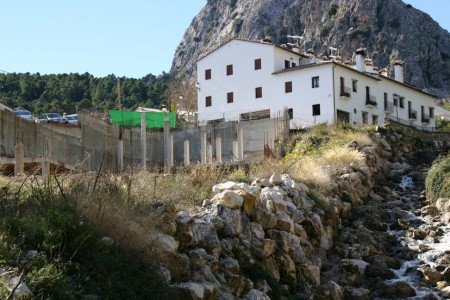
(312, 104, 321, 116)
(285, 81, 292, 93)
(362, 111, 368, 124)
(292, 62, 296, 67)
(352, 79, 358, 92)
(205, 69, 211, 80)
(255, 87, 262, 98)
(255, 58, 262, 70)
(400, 97, 405, 108)
(384, 93, 388, 110)
(288, 108, 293, 120)
(430, 107, 435, 118)
(227, 92, 234, 103)
(312, 76, 320, 88)
(285, 60, 290, 69)
(205, 96, 212, 107)
(372, 115, 378, 125)
(226, 64, 233, 76)
(393, 95, 398, 106)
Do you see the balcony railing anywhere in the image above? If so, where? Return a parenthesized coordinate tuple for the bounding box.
(384, 101, 394, 114)
(366, 95, 377, 107)
(422, 113, 430, 124)
(408, 110, 417, 120)
(340, 86, 351, 98)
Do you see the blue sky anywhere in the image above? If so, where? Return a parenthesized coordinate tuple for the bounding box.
(0, 0, 448, 78)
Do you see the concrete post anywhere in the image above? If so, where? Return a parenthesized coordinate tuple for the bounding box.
(42, 139, 50, 176)
(169, 133, 174, 165)
(232, 140, 238, 162)
(201, 131, 207, 164)
(237, 127, 244, 161)
(216, 135, 222, 164)
(117, 127, 124, 173)
(163, 111, 171, 166)
(141, 112, 146, 169)
(184, 139, 190, 166)
(207, 139, 213, 164)
(14, 142, 24, 176)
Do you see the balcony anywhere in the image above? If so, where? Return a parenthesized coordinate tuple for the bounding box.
(408, 110, 417, 120)
(365, 95, 377, 107)
(422, 113, 430, 124)
(340, 86, 351, 98)
(384, 101, 394, 114)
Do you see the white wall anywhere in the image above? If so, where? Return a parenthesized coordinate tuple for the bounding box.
(197, 40, 276, 123)
(273, 64, 335, 128)
(197, 39, 436, 130)
(334, 65, 436, 128)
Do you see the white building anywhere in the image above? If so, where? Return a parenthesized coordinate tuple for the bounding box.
(196, 39, 437, 130)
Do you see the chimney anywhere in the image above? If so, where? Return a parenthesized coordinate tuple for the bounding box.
(365, 58, 373, 73)
(379, 68, 388, 77)
(354, 48, 367, 72)
(291, 44, 300, 53)
(394, 60, 404, 83)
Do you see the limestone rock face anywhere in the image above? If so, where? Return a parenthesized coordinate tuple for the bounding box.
(172, 0, 450, 97)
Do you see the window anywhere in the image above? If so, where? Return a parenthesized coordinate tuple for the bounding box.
(362, 111, 368, 124)
(255, 58, 261, 70)
(384, 93, 388, 110)
(255, 87, 262, 98)
(285, 81, 292, 93)
(292, 62, 297, 67)
(400, 97, 405, 108)
(372, 115, 379, 125)
(205, 69, 211, 80)
(393, 94, 398, 106)
(227, 92, 234, 103)
(288, 108, 293, 120)
(352, 79, 358, 92)
(285, 60, 290, 69)
(312, 76, 320, 88)
(226, 64, 233, 76)
(430, 107, 435, 118)
(312, 104, 321, 116)
(205, 96, 212, 107)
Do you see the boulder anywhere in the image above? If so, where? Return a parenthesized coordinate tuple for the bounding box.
(298, 264, 321, 289)
(170, 281, 218, 300)
(220, 257, 240, 275)
(441, 286, 450, 298)
(177, 220, 221, 253)
(269, 172, 283, 185)
(252, 207, 277, 230)
(212, 181, 238, 193)
(6, 276, 33, 299)
(436, 198, 450, 212)
(376, 281, 416, 299)
(188, 248, 208, 267)
(275, 212, 294, 233)
(241, 289, 271, 300)
(312, 281, 344, 300)
(235, 189, 258, 216)
(343, 287, 371, 300)
(211, 190, 243, 209)
(417, 266, 442, 284)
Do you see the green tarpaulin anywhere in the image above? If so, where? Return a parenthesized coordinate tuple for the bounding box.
(109, 110, 176, 128)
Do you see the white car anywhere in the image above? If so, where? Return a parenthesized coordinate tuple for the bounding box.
(36, 113, 68, 124)
(65, 114, 79, 125)
(13, 108, 33, 120)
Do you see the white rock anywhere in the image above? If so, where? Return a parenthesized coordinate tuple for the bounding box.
(211, 190, 243, 209)
(242, 289, 271, 300)
(269, 172, 283, 185)
(212, 181, 238, 193)
(149, 233, 179, 252)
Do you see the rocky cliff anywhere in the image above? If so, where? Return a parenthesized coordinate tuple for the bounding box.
(171, 0, 450, 97)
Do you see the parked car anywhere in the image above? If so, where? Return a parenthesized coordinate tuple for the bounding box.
(13, 108, 33, 120)
(36, 113, 68, 124)
(65, 114, 79, 125)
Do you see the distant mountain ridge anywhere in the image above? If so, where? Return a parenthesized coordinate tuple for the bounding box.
(171, 0, 450, 97)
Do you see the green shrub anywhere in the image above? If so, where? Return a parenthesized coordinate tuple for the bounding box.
(425, 154, 450, 202)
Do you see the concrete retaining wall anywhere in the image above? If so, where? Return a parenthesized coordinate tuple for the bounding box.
(0, 110, 286, 173)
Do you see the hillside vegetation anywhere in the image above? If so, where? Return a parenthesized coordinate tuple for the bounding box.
(425, 154, 450, 202)
(0, 72, 170, 115)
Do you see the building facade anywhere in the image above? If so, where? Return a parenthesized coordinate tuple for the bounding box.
(197, 39, 437, 130)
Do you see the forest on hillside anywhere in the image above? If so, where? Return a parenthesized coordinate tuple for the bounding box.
(0, 72, 171, 115)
